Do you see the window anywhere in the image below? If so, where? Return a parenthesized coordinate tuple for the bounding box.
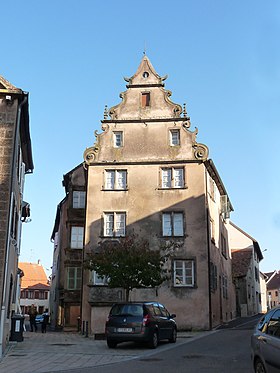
(113, 131, 123, 148)
(73, 191, 86, 208)
(70, 226, 84, 249)
(210, 262, 217, 292)
(276, 291, 279, 297)
(161, 168, 184, 188)
(141, 92, 150, 107)
(267, 309, 280, 338)
(221, 233, 227, 258)
(104, 212, 126, 237)
(170, 129, 180, 146)
(209, 178, 216, 201)
(92, 271, 108, 286)
(67, 267, 82, 290)
(222, 274, 228, 299)
(173, 260, 195, 287)
(105, 170, 127, 190)
(210, 218, 215, 242)
(162, 212, 184, 237)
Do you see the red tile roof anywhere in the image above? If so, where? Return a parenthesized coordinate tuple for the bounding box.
(19, 262, 49, 290)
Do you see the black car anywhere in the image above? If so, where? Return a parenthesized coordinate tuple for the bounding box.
(105, 301, 177, 349)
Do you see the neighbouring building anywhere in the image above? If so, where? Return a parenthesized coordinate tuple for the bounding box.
(19, 262, 50, 315)
(82, 55, 236, 334)
(0, 76, 33, 356)
(229, 221, 263, 316)
(265, 270, 280, 309)
(50, 164, 85, 330)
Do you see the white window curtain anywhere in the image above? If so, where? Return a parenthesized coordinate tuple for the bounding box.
(173, 168, 184, 188)
(70, 226, 84, 248)
(162, 213, 172, 236)
(162, 169, 172, 188)
(174, 260, 194, 287)
(116, 171, 126, 189)
(104, 213, 114, 236)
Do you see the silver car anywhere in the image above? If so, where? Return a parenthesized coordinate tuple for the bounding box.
(251, 306, 280, 372)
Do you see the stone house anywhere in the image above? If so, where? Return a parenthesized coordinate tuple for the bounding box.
(265, 270, 280, 309)
(50, 164, 86, 330)
(0, 76, 33, 356)
(82, 56, 236, 334)
(19, 262, 50, 315)
(229, 221, 263, 316)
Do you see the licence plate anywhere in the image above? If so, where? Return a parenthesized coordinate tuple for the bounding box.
(116, 328, 133, 333)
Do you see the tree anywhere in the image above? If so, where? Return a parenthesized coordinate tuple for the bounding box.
(84, 234, 170, 301)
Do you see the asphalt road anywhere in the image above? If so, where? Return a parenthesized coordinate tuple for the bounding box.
(60, 315, 260, 373)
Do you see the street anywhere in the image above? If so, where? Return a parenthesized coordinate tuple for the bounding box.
(0, 315, 260, 373)
(58, 316, 259, 373)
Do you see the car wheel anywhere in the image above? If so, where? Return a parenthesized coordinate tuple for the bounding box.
(148, 331, 158, 349)
(169, 328, 177, 343)
(107, 339, 117, 349)
(254, 358, 266, 373)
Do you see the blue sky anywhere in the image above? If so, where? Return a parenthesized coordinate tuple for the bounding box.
(1, 0, 279, 274)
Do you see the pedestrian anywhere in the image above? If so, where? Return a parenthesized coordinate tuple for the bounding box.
(41, 309, 49, 333)
(28, 304, 38, 332)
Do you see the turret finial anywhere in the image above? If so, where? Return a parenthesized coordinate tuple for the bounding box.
(183, 103, 187, 118)
(104, 105, 108, 120)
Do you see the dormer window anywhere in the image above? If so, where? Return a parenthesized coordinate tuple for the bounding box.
(113, 131, 123, 148)
(170, 129, 180, 146)
(141, 92, 150, 108)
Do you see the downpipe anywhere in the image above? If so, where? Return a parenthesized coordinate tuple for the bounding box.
(0, 94, 27, 359)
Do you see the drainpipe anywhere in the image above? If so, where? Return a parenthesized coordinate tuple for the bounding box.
(0, 93, 28, 358)
(205, 168, 213, 330)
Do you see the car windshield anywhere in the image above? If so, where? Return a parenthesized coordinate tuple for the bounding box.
(110, 304, 143, 317)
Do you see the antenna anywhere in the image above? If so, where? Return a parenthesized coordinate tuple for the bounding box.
(143, 41, 147, 55)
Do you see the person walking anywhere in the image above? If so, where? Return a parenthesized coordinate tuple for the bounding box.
(28, 304, 38, 332)
(41, 309, 49, 333)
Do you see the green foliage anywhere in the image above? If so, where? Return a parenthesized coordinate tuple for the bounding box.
(84, 234, 171, 301)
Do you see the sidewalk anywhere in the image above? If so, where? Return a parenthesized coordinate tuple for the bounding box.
(0, 329, 208, 373)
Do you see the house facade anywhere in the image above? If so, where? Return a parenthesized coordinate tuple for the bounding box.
(19, 262, 49, 315)
(82, 56, 236, 334)
(50, 164, 86, 330)
(229, 221, 263, 316)
(0, 76, 33, 356)
(265, 270, 280, 309)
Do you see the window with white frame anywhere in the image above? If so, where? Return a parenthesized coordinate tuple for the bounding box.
(173, 260, 195, 287)
(105, 170, 127, 190)
(162, 212, 184, 237)
(113, 131, 123, 148)
(104, 212, 126, 237)
(161, 167, 184, 188)
(170, 129, 180, 146)
(73, 191, 86, 208)
(67, 267, 82, 290)
(70, 226, 84, 249)
(91, 271, 108, 286)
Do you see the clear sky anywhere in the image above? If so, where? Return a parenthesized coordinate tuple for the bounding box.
(1, 0, 279, 275)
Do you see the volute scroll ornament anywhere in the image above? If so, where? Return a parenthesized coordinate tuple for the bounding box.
(83, 144, 99, 165)
(193, 143, 209, 161)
